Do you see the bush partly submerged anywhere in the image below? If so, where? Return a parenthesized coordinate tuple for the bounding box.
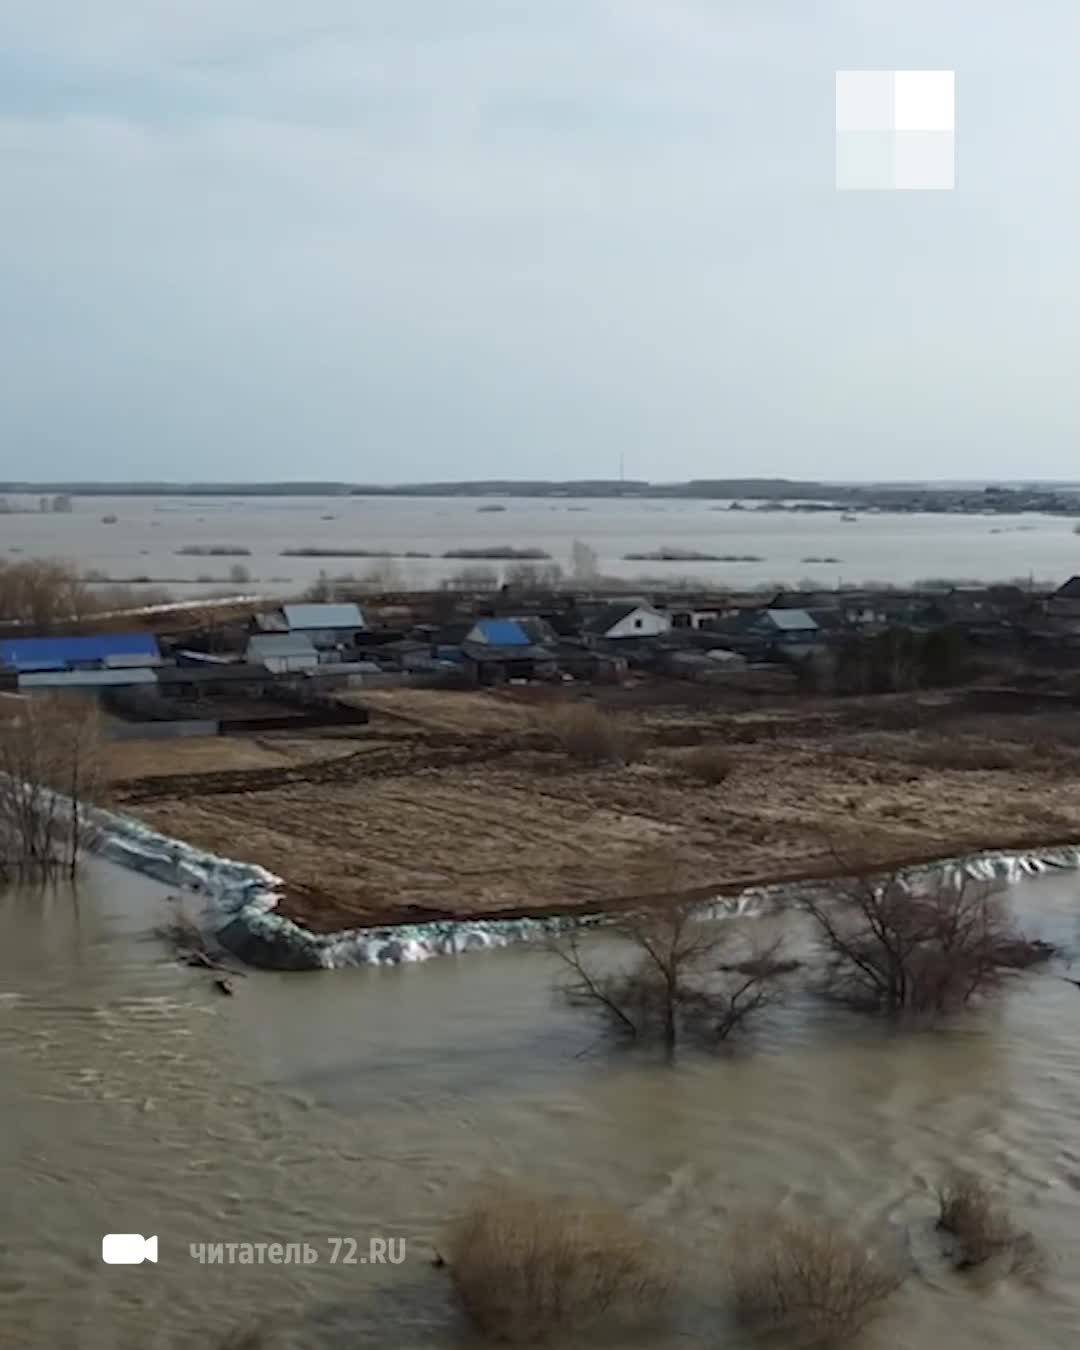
(442, 1179, 671, 1343)
(731, 1212, 903, 1347)
(682, 744, 736, 785)
(936, 1171, 1043, 1277)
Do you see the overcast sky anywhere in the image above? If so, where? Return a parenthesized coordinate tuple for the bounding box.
(1, 1, 1077, 483)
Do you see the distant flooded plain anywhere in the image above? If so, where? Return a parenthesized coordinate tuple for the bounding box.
(3, 859, 1080, 1348)
(1, 492, 1076, 593)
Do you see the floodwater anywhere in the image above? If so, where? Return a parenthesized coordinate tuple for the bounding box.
(3, 860, 1080, 1348)
(1, 492, 1076, 594)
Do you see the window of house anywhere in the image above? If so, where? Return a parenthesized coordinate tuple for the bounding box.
(634, 618, 643, 628)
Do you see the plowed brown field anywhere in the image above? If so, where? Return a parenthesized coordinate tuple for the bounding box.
(108, 684, 1080, 930)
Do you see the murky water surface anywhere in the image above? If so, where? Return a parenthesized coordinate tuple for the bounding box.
(3, 861, 1080, 1348)
(2, 491, 1076, 593)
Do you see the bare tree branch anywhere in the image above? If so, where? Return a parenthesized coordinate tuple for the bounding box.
(799, 850, 1053, 1017)
(550, 901, 791, 1051)
(0, 694, 103, 878)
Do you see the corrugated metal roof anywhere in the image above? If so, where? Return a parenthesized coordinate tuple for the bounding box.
(467, 618, 531, 645)
(247, 634, 318, 658)
(0, 632, 160, 672)
(18, 668, 158, 689)
(764, 608, 818, 630)
(282, 603, 365, 631)
(103, 652, 163, 669)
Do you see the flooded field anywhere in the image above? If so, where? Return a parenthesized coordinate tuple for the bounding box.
(1, 491, 1077, 594)
(3, 857, 1080, 1348)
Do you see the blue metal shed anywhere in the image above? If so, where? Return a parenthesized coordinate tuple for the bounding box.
(0, 633, 160, 673)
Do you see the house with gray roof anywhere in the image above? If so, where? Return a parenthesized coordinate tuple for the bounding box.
(280, 602, 366, 650)
(246, 633, 319, 673)
(736, 608, 820, 644)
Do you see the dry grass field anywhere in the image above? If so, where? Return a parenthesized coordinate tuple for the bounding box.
(107, 684, 1080, 930)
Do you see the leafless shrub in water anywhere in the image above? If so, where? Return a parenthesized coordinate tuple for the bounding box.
(442, 1178, 671, 1343)
(800, 862, 1054, 1017)
(935, 1171, 1043, 1277)
(549, 703, 642, 766)
(551, 900, 789, 1050)
(731, 1212, 903, 1346)
(682, 743, 735, 785)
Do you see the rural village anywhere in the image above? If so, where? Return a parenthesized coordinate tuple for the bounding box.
(5, 571, 1080, 934)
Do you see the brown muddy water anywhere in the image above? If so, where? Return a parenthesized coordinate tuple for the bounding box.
(3, 860, 1080, 1349)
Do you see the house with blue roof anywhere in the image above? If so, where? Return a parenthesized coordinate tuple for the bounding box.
(464, 618, 532, 646)
(0, 632, 161, 674)
(431, 615, 558, 685)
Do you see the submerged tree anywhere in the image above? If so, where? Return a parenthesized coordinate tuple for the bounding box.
(799, 865, 1052, 1017)
(551, 899, 790, 1051)
(0, 694, 103, 878)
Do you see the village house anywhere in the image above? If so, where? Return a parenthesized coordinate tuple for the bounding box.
(581, 601, 672, 642)
(1046, 577, 1080, 626)
(461, 644, 559, 685)
(412, 616, 561, 685)
(769, 589, 918, 630)
(462, 617, 557, 646)
(873, 592, 937, 626)
(0, 633, 163, 689)
(935, 585, 1031, 625)
(280, 602, 367, 652)
(245, 633, 319, 674)
(666, 604, 727, 631)
(735, 608, 820, 644)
